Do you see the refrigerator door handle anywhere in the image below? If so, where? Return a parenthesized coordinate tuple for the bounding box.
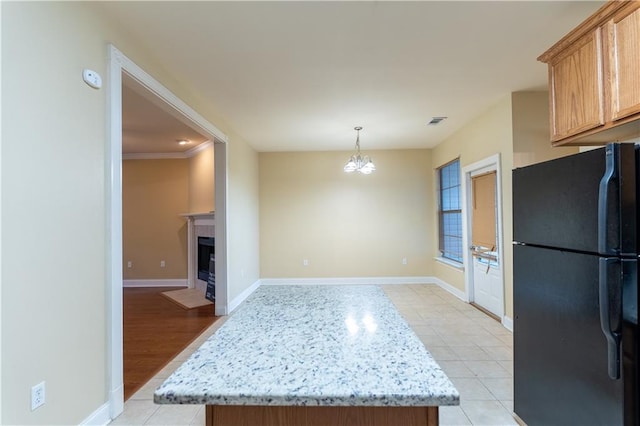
(598, 257, 622, 380)
(597, 144, 619, 255)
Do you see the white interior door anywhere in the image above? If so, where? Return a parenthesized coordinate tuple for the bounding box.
(469, 169, 503, 318)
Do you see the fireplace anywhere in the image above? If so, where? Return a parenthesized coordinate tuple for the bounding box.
(197, 237, 215, 281)
(181, 212, 215, 291)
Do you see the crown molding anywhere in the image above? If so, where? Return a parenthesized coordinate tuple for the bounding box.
(185, 140, 214, 157)
(122, 140, 213, 160)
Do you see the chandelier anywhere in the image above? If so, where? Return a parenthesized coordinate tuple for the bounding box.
(343, 126, 376, 174)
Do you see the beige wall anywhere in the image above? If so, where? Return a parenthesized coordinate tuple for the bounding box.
(1, 2, 575, 424)
(431, 91, 577, 320)
(122, 145, 218, 281)
(189, 143, 215, 213)
(2, 3, 110, 423)
(1, 2, 261, 424)
(259, 150, 434, 278)
(512, 91, 579, 168)
(227, 136, 261, 303)
(432, 95, 514, 316)
(122, 159, 189, 279)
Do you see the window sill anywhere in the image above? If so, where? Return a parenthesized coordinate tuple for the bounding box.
(434, 257, 464, 271)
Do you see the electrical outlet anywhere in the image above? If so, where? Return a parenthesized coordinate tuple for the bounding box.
(127, 261, 132, 268)
(160, 260, 165, 268)
(31, 381, 45, 411)
(402, 257, 408, 265)
(303, 259, 309, 266)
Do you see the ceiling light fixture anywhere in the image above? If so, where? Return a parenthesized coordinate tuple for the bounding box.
(177, 140, 190, 146)
(343, 126, 375, 174)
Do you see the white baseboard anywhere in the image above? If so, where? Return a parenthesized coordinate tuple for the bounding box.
(428, 277, 468, 302)
(80, 402, 111, 426)
(109, 384, 124, 420)
(259, 276, 470, 304)
(261, 277, 466, 300)
(228, 279, 262, 313)
(260, 276, 441, 286)
(123, 279, 187, 288)
(230, 276, 479, 322)
(502, 315, 514, 332)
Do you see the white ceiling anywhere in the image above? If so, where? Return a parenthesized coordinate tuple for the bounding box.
(122, 74, 209, 154)
(104, 1, 604, 153)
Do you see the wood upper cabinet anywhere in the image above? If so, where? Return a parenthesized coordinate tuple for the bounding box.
(608, 6, 640, 121)
(548, 28, 605, 142)
(539, 1, 640, 146)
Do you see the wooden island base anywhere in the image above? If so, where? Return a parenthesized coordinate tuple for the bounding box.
(206, 405, 439, 426)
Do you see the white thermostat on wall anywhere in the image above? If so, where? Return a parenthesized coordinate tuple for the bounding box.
(83, 69, 102, 89)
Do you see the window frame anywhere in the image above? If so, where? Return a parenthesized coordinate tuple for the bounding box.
(437, 158, 463, 264)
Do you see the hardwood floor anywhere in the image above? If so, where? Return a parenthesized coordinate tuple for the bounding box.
(123, 287, 217, 400)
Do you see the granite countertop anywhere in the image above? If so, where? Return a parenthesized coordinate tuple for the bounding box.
(154, 285, 459, 407)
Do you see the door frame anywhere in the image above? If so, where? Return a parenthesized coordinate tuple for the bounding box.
(107, 44, 229, 418)
(461, 153, 505, 320)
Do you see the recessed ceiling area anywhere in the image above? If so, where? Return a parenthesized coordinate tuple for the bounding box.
(122, 73, 209, 155)
(102, 1, 605, 152)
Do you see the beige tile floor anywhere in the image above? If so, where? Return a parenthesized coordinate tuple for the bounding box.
(109, 284, 515, 426)
(383, 285, 515, 426)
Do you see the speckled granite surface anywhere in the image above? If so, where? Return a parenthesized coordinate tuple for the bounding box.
(154, 285, 459, 407)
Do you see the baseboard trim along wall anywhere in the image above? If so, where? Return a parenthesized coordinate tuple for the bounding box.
(228, 277, 458, 314)
(260, 276, 468, 301)
(228, 279, 262, 313)
(80, 402, 111, 426)
(122, 279, 188, 288)
(222, 276, 507, 330)
(109, 384, 124, 421)
(226, 278, 447, 315)
(425, 277, 468, 302)
(225, 277, 513, 334)
(261, 276, 448, 286)
(502, 316, 514, 332)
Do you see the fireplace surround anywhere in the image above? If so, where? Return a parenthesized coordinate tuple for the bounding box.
(180, 212, 215, 291)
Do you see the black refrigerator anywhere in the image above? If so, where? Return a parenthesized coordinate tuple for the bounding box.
(513, 143, 639, 426)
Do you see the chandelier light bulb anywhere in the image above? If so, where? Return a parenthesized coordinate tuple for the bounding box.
(344, 156, 358, 173)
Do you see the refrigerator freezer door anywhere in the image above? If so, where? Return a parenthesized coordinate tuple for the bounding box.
(514, 244, 624, 425)
(513, 143, 636, 255)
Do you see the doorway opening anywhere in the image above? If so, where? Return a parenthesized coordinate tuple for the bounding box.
(461, 154, 505, 322)
(107, 44, 229, 418)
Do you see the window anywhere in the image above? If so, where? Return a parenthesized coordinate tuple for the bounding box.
(438, 159, 462, 263)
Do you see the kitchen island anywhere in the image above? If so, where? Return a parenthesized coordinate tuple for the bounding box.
(154, 285, 459, 425)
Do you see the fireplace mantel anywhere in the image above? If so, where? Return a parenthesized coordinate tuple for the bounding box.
(180, 212, 215, 289)
(180, 212, 215, 226)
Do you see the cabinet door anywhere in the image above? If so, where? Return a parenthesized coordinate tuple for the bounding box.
(610, 6, 640, 121)
(549, 28, 605, 142)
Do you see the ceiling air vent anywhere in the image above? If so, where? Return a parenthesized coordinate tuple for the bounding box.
(428, 116, 448, 126)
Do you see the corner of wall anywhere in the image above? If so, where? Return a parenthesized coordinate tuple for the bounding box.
(188, 142, 215, 213)
(228, 279, 262, 313)
(227, 134, 261, 305)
